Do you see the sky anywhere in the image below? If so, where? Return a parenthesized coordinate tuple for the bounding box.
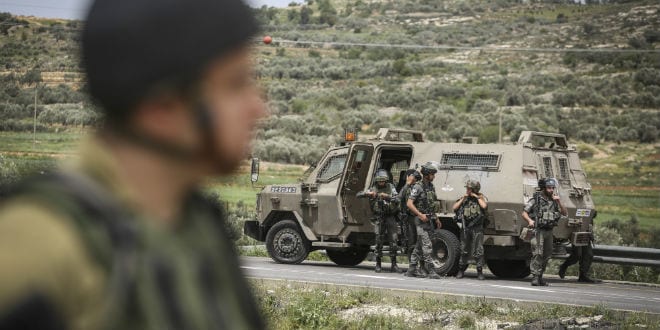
(0, 0, 295, 20)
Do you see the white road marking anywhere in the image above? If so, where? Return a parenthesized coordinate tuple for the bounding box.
(354, 274, 405, 280)
(489, 284, 555, 292)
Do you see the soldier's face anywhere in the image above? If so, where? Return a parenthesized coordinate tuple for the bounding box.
(545, 186, 555, 196)
(377, 180, 386, 187)
(199, 46, 267, 174)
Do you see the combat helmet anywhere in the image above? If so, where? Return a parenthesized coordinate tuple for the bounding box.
(420, 162, 438, 176)
(544, 178, 557, 188)
(375, 169, 389, 182)
(538, 177, 557, 189)
(465, 180, 481, 193)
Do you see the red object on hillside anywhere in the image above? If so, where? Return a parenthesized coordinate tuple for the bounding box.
(263, 36, 272, 44)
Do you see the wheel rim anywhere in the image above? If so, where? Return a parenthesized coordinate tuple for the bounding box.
(275, 228, 302, 259)
(433, 241, 449, 268)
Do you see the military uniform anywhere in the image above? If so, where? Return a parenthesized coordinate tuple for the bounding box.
(456, 195, 487, 271)
(560, 243, 595, 282)
(368, 182, 400, 272)
(524, 192, 561, 283)
(0, 139, 263, 329)
(408, 180, 438, 277)
(399, 183, 416, 256)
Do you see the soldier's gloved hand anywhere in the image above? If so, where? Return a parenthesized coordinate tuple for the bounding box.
(528, 221, 535, 228)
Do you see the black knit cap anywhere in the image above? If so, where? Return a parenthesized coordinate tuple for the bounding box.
(82, 0, 259, 122)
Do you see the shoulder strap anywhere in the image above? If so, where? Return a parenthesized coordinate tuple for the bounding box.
(10, 171, 138, 328)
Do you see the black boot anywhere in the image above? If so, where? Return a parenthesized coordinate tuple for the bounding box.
(419, 261, 428, 277)
(456, 268, 464, 279)
(415, 267, 428, 278)
(405, 264, 418, 277)
(391, 257, 403, 274)
(539, 273, 549, 286)
(426, 264, 441, 279)
(477, 267, 485, 281)
(558, 263, 567, 279)
(578, 274, 598, 283)
(531, 275, 541, 286)
(375, 257, 382, 273)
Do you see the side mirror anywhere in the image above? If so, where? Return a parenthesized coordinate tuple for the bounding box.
(250, 158, 260, 183)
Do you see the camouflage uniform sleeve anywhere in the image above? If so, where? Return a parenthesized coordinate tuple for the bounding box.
(0, 198, 105, 329)
(523, 197, 536, 214)
(390, 184, 398, 198)
(408, 183, 422, 202)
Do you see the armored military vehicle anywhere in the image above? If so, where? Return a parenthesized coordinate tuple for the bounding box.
(244, 128, 596, 278)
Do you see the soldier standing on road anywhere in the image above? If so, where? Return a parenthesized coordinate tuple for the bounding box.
(399, 169, 422, 262)
(522, 178, 567, 286)
(0, 0, 266, 328)
(367, 169, 401, 273)
(405, 162, 442, 279)
(453, 180, 488, 280)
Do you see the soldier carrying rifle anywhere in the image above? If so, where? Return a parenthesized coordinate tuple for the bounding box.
(453, 180, 488, 280)
(522, 178, 567, 286)
(364, 169, 401, 273)
(405, 162, 442, 279)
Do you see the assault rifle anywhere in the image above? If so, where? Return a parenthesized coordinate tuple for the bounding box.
(358, 190, 408, 254)
(356, 190, 387, 221)
(455, 204, 467, 239)
(425, 213, 439, 230)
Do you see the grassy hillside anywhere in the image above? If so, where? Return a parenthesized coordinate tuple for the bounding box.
(0, 2, 658, 228)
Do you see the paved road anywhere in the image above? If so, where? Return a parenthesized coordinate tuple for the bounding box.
(241, 257, 660, 314)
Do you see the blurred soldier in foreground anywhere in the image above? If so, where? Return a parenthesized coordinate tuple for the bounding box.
(405, 162, 441, 279)
(453, 180, 488, 280)
(0, 0, 266, 328)
(399, 169, 421, 263)
(522, 178, 567, 286)
(366, 169, 401, 273)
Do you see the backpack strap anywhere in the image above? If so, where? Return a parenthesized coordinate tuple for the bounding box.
(9, 171, 139, 328)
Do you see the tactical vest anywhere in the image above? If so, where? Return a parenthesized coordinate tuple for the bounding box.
(532, 193, 561, 229)
(411, 181, 437, 215)
(5, 172, 263, 330)
(462, 196, 485, 227)
(370, 183, 399, 215)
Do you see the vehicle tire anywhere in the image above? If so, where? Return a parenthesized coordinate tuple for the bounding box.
(326, 248, 369, 266)
(266, 220, 310, 264)
(430, 229, 460, 276)
(486, 259, 531, 279)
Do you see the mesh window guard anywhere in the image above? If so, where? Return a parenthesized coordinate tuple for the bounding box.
(439, 153, 500, 170)
(558, 158, 569, 180)
(318, 154, 347, 181)
(542, 156, 553, 178)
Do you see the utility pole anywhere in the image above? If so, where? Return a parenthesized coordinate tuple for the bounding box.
(33, 85, 37, 150)
(498, 108, 502, 143)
